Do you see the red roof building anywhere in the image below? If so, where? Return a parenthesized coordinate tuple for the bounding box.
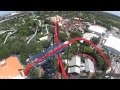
(0, 56, 25, 79)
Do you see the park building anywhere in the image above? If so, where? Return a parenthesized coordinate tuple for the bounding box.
(88, 25, 107, 36)
(80, 33, 99, 44)
(67, 55, 95, 79)
(106, 61, 120, 79)
(83, 33, 99, 40)
(85, 58, 95, 79)
(103, 34, 120, 55)
(68, 55, 81, 75)
(0, 56, 25, 79)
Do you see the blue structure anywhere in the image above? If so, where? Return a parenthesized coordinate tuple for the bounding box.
(26, 43, 64, 64)
(27, 41, 69, 78)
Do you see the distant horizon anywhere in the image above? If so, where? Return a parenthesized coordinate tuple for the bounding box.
(0, 11, 120, 17)
(0, 11, 15, 16)
(104, 11, 120, 17)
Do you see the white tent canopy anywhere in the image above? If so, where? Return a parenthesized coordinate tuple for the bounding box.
(104, 35, 120, 54)
(88, 25, 107, 35)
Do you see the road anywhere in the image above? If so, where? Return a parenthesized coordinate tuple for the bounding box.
(27, 27, 38, 44)
(3, 30, 17, 44)
(0, 30, 15, 35)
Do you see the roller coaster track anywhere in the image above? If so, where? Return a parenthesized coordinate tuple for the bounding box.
(54, 21, 65, 79)
(78, 54, 96, 65)
(24, 37, 112, 79)
(24, 21, 112, 79)
(26, 43, 64, 64)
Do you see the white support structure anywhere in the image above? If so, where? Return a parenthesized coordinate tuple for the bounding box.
(69, 56, 81, 67)
(68, 55, 81, 74)
(68, 67, 81, 74)
(85, 58, 95, 73)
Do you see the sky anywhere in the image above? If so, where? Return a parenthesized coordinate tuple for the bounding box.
(104, 11, 120, 17)
(0, 11, 15, 16)
(0, 11, 120, 17)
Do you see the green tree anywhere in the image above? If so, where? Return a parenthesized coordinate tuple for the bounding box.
(70, 31, 83, 38)
(44, 19, 54, 25)
(49, 26, 54, 34)
(95, 53, 105, 69)
(90, 37, 100, 45)
(59, 33, 67, 42)
(29, 67, 43, 79)
(9, 40, 23, 55)
(41, 40, 50, 48)
(84, 28, 92, 33)
(83, 42, 91, 47)
(89, 52, 109, 71)
(104, 53, 111, 61)
(18, 27, 32, 36)
(0, 44, 10, 60)
(101, 52, 111, 71)
(84, 46, 93, 54)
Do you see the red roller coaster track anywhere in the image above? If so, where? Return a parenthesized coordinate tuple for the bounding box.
(24, 21, 112, 79)
(24, 37, 112, 79)
(54, 21, 65, 79)
(78, 54, 96, 65)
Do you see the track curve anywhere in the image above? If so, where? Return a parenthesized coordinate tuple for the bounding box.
(77, 54, 96, 65)
(24, 37, 112, 79)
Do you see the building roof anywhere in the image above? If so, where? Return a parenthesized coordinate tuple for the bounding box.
(12, 75, 25, 79)
(39, 36, 48, 41)
(69, 55, 81, 67)
(50, 15, 62, 23)
(104, 35, 120, 53)
(106, 62, 120, 74)
(88, 25, 107, 34)
(68, 67, 80, 74)
(62, 59, 69, 64)
(85, 58, 95, 72)
(0, 56, 24, 79)
(83, 33, 99, 40)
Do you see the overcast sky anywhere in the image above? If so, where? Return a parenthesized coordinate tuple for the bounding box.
(104, 11, 120, 17)
(0, 11, 120, 17)
(0, 11, 14, 16)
